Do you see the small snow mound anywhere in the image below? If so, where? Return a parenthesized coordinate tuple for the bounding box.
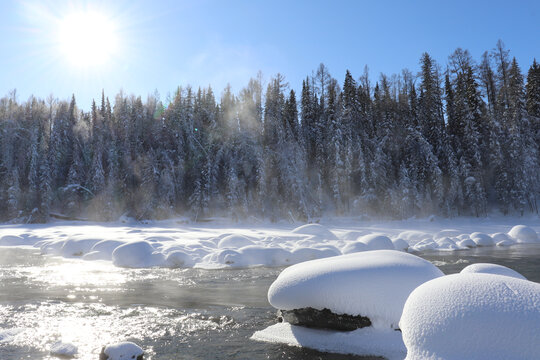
(50, 341, 78, 358)
(165, 250, 194, 268)
(291, 224, 338, 240)
(508, 225, 539, 243)
(291, 247, 337, 262)
(391, 238, 409, 251)
(0, 235, 32, 246)
(61, 238, 101, 257)
(102, 342, 143, 360)
(340, 230, 370, 240)
(341, 241, 369, 254)
(400, 273, 540, 360)
(470, 232, 494, 246)
(460, 263, 526, 280)
(358, 234, 394, 250)
(435, 237, 459, 250)
(84, 240, 125, 261)
(112, 241, 165, 268)
(457, 238, 477, 248)
(268, 250, 443, 329)
(410, 239, 437, 252)
(217, 234, 254, 249)
(433, 230, 460, 240)
(397, 231, 431, 245)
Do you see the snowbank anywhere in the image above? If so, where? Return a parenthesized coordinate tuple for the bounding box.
(268, 250, 443, 329)
(0, 219, 538, 269)
(400, 273, 540, 360)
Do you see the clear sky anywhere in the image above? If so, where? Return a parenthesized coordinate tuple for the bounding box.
(1, 0, 539, 110)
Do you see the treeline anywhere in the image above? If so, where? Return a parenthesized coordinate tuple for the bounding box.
(1, 41, 539, 223)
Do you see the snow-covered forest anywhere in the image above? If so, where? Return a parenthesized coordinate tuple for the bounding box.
(1, 41, 539, 223)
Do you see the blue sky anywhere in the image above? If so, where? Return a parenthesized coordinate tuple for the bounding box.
(1, 0, 539, 110)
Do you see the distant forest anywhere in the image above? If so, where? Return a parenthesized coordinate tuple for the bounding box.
(1, 41, 539, 223)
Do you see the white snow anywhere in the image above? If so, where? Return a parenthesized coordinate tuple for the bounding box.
(267, 250, 443, 329)
(508, 225, 539, 243)
(400, 273, 540, 360)
(251, 323, 406, 360)
(0, 216, 538, 269)
(460, 263, 527, 280)
(102, 342, 143, 360)
(50, 341, 78, 357)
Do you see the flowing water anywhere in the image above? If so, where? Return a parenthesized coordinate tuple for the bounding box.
(0, 245, 539, 360)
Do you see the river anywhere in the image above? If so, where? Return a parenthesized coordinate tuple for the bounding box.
(1, 245, 539, 359)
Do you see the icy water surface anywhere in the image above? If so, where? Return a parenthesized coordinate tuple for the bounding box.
(0, 245, 539, 360)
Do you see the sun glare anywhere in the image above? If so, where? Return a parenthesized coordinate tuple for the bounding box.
(58, 11, 118, 67)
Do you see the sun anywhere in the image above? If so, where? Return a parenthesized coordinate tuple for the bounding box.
(58, 11, 118, 67)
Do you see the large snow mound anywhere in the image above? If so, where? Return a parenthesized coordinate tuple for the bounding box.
(508, 225, 539, 243)
(268, 250, 444, 329)
(460, 263, 526, 280)
(50, 341, 78, 357)
(251, 323, 405, 360)
(400, 273, 540, 360)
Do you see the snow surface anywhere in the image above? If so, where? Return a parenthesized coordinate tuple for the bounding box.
(50, 341, 78, 357)
(103, 342, 143, 360)
(460, 263, 527, 280)
(400, 273, 540, 360)
(268, 250, 444, 329)
(0, 217, 538, 269)
(251, 323, 405, 360)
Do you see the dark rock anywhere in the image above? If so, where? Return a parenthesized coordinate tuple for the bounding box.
(278, 307, 372, 331)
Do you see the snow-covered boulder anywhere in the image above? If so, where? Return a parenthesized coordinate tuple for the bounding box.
(83, 240, 125, 261)
(291, 224, 338, 240)
(433, 230, 460, 240)
(400, 273, 540, 360)
(268, 250, 444, 329)
(457, 238, 476, 248)
(460, 263, 526, 280)
(391, 238, 409, 251)
(61, 238, 101, 257)
(50, 342, 78, 358)
(508, 225, 539, 243)
(410, 239, 437, 252)
(217, 234, 254, 249)
(112, 241, 165, 268)
(435, 237, 459, 250)
(358, 234, 394, 251)
(100, 342, 143, 360)
(290, 247, 338, 262)
(165, 250, 194, 268)
(470, 232, 494, 247)
(341, 241, 369, 254)
(0, 235, 32, 246)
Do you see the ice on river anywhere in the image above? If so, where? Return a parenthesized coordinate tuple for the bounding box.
(0, 216, 539, 269)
